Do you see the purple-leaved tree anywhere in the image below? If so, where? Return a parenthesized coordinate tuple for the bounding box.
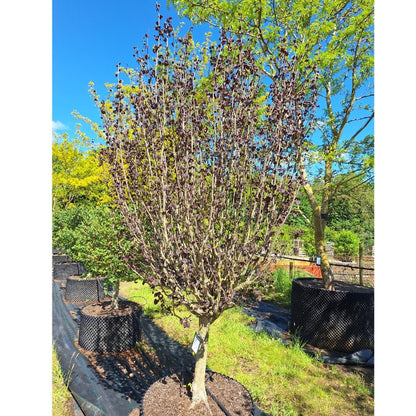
(96, 9, 317, 410)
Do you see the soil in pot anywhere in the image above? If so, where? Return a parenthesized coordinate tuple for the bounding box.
(142, 372, 253, 416)
(82, 301, 137, 317)
(79, 300, 142, 353)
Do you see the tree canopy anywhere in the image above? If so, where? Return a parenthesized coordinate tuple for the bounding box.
(96, 14, 317, 408)
(169, 0, 374, 288)
(52, 133, 111, 210)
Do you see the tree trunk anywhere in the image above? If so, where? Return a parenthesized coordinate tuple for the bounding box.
(311, 205, 334, 290)
(190, 316, 211, 411)
(111, 280, 120, 309)
(302, 172, 335, 290)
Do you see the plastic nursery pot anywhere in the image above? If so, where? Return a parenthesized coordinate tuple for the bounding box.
(141, 371, 255, 416)
(78, 300, 142, 353)
(290, 278, 374, 353)
(53, 261, 85, 281)
(52, 254, 73, 265)
(64, 276, 108, 303)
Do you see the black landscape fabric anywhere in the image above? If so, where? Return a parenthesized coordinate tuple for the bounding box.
(53, 280, 144, 415)
(52, 279, 199, 416)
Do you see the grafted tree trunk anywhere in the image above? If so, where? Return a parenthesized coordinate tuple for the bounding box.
(111, 280, 120, 309)
(191, 316, 212, 410)
(311, 203, 334, 290)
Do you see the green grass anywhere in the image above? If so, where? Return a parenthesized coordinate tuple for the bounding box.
(52, 346, 73, 416)
(120, 281, 374, 416)
(263, 268, 314, 308)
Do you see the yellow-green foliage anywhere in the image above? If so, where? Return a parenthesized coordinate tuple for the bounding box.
(52, 133, 111, 210)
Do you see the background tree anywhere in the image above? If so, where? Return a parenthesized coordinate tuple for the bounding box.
(97, 14, 317, 410)
(286, 172, 374, 250)
(327, 173, 374, 249)
(168, 0, 374, 289)
(53, 205, 88, 254)
(52, 132, 111, 211)
(52, 129, 138, 308)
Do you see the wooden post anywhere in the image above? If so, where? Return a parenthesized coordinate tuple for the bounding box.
(289, 261, 294, 280)
(359, 243, 364, 286)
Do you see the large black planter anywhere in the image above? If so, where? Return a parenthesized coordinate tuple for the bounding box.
(64, 276, 108, 303)
(290, 278, 374, 353)
(78, 301, 142, 353)
(53, 261, 85, 280)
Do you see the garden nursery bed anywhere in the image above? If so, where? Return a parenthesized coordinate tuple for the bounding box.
(53, 279, 262, 416)
(53, 277, 373, 415)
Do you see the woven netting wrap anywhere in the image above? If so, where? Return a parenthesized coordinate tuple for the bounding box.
(290, 278, 374, 352)
(53, 262, 85, 280)
(79, 301, 142, 353)
(65, 277, 108, 303)
(52, 254, 73, 265)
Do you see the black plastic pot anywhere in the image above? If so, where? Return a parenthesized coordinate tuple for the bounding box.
(53, 261, 85, 280)
(52, 254, 73, 265)
(64, 276, 107, 303)
(78, 301, 142, 353)
(290, 278, 374, 352)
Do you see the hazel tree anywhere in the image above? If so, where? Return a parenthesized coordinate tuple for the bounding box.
(95, 10, 317, 410)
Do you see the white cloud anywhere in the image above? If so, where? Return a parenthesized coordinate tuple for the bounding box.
(52, 120, 68, 132)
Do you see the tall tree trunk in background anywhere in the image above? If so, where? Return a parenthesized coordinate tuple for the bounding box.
(302, 168, 335, 290)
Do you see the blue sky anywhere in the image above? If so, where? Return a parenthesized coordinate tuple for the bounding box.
(53, 0, 209, 139)
(53, 0, 375, 162)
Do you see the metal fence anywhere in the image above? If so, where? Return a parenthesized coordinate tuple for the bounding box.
(270, 253, 374, 288)
(328, 254, 374, 287)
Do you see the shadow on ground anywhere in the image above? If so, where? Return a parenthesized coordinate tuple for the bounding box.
(53, 280, 272, 415)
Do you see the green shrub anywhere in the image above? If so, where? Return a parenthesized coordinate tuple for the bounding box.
(273, 225, 309, 255)
(333, 229, 360, 256)
(70, 207, 134, 275)
(300, 228, 315, 256)
(289, 226, 361, 258)
(52, 206, 89, 252)
(53, 205, 141, 308)
(271, 268, 293, 306)
(265, 268, 313, 307)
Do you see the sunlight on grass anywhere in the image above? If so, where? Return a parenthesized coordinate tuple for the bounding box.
(52, 346, 73, 416)
(120, 281, 373, 416)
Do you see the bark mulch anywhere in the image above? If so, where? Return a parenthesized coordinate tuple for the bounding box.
(142, 372, 253, 416)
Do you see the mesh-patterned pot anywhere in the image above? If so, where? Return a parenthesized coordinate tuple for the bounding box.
(64, 276, 107, 303)
(53, 262, 85, 280)
(52, 254, 73, 265)
(290, 278, 374, 352)
(78, 301, 142, 353)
